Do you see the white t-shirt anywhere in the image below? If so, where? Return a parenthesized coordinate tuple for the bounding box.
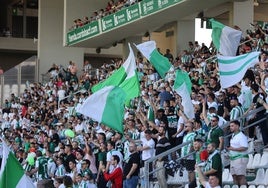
(176, 116, 185, 138)
(230, 131, 248, 156)
(141, 138, 155, 161)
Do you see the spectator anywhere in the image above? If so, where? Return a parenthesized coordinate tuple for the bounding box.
(204, 114, 224, 151)
(203, 142, 222, 186)
(181, 121, 196, 186)
(123, 141, 140, 188)
(227, 120, 248, 186)
(164, 49, 174, 62)
(155, 126, 171, 188)
(101, 155, 123, 188)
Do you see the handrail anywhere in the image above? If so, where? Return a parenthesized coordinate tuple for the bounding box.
(144, 106, 267, 188)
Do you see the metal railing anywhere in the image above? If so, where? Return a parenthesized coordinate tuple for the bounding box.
(144, 106, 267, 188)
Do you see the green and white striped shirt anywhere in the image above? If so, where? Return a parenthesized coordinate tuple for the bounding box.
(230, 105, 245, 126)
(55, 164, 66, 177)
(181, 132, 196, 159)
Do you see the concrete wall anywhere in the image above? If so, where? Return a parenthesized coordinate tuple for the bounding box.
(38, 0, 84, 81)
(232, 0, 254, 35)
(151, 30, 176, 58)
(176, 20, 195, 54)
(254, 3, 268, 22)
(0, 37, 37, 51)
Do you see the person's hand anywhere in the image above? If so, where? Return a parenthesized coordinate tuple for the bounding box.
(226, 146, 234, 151)
(126, 174, 131, 179)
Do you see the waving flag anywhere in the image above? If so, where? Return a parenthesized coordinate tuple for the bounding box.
(174, 69, 195, 119)
(77, 86, 126, 133)
(210, 18, 242, 56)
(91, 44, 139, 106)
(136, 40, 172, 78)
(0, 141, 35, 188)
(218, 52, 260, 88)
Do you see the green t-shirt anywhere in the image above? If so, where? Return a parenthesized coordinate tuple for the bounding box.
(97, 151, 107, 167)
(36, 156, 48, 180)
(206, 126, 223, 148)
(203, 151, 222, 184)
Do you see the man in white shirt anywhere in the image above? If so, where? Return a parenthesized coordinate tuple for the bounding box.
(227, 120, 248, 186)
(139, 129, 155, 162)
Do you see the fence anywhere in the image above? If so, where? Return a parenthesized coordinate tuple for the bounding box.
(144, 106, 267, 188)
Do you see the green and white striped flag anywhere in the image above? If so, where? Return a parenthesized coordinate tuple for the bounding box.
(136, 40, 172, 78)
(210, 18, 242, 56)
(218, 52, 260, 88)
(91, 44, 140, 106)
(174, 69, 195, 119)
(77, 86, 126, 133)
(0, 141, 35, 188)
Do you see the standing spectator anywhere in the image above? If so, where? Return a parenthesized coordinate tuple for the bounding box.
(55, 157, 66, 178)
(191, 138, 208, 188)
(96, 142, 107, 188)
(83, 60, 92, 73)
(205, 114, 224, 151)
(164, 49, 174, 62)
(139, 129, 155, 167)
(63, 144, 76, 173)
(84, 143, 98, 180)
(46, 150, 56, 179)
(250, 83, 268, 145)
(138, 129, 155, 186)
(203, 143, 222, 186)
(106, 141, 123, 173)
(123, 141, 140, 188)
(181, 121, 196, 186)
(102, 155, 123, 188)
(158, 86, 173, 108)
(66, 160, 78, 182)
(30, 150, 53, 188)
(229, 97, 245, 127)
(80, 159, 92, 178)
(69, 61, 78, 76)
(155, 126, 171, 188)
(227, 120, 249, 186)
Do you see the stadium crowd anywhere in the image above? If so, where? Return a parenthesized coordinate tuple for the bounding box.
(1, 22, 268, 188)
(70, 0, 141, 31)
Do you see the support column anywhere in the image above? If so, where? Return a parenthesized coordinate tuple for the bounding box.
(176, 20, 195, 55)
(231, 0, 254, 35)
(38, 0, 84, 82)
(23, 0, 27, 38)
